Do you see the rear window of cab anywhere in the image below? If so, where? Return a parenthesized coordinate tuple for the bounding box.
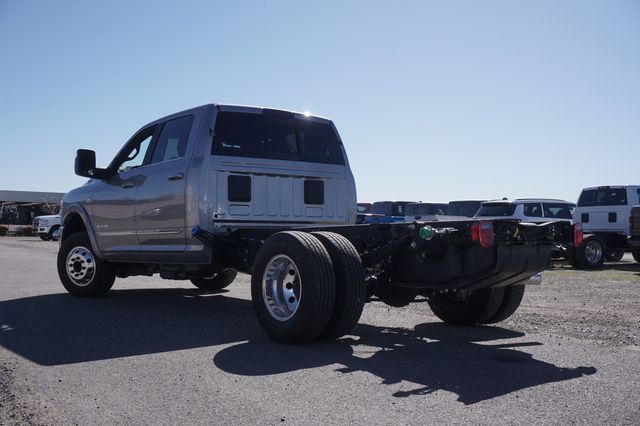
(212, 111, 345, 165)
(578, 188, 627, 207)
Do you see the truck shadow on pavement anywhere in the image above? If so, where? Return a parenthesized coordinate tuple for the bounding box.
(213, 322, 596, 405)
(0, 288, 259, 365)
(0, 290, 595, 404)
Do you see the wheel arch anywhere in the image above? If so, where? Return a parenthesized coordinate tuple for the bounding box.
(60, 205, 103, 258)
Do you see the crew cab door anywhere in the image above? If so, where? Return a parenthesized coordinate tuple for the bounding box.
(134, 114, 196, 253)
(92, 126, 157, 254)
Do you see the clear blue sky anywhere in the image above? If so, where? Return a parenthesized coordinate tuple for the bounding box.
(1, 0, 638, 203)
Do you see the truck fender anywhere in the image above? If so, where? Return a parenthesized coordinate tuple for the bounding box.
(61, 204, 104, 259)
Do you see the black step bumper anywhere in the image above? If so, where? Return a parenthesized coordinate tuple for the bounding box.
(391, 243, 551, 291)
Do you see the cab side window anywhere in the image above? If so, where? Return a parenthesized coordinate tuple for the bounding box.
(523, 203, 542, 217)
(115, 126, 156, 173)
(150, 115, 194, 164)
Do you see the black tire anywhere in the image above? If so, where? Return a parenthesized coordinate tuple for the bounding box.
(311, 232, 366, 339)
(39, 234, 50, 241)
(483, 285, 525, 324)
(57, 232, 115, 297)
(605, 250, 624, 262)
(566, 245, 584, 268)
(574, 235, 605, 270)
(251, 231, 336, 343)
(633, 250, 640, 263)
(50, 225, 60, 241)
(428, 287, 505, 325)
(190, 268, 237, 290)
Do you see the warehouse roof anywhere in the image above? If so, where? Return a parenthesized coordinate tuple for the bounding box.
(0, 190, 65, 204)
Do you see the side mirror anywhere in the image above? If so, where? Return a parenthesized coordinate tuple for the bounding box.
(75, 149, 110, 179)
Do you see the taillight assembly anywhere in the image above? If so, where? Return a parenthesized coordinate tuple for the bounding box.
(471, 220, 494, 248)
(573, 223, 583, 247)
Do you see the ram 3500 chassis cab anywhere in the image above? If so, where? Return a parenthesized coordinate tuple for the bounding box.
(58, 104, 576, 343)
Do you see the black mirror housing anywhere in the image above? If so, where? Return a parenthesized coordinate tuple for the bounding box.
(75, 149, 110, 179)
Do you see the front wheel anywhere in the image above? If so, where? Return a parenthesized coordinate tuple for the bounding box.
(633, 250, 640, 263)
(190, 268, 237, 291)
(57, 232, 115, 297)
(428, 287, 505, 325)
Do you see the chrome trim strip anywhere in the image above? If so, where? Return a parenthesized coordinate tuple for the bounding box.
(97, 230, 183, 237)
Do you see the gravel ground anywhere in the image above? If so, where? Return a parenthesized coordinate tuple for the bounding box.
(1, 237, 639, 425)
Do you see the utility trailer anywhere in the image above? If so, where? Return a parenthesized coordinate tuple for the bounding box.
(57, 103, 578, 343)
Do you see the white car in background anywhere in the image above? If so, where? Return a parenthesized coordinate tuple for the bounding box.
(474, 199, 575, 224)
(32, 214, 61, 241)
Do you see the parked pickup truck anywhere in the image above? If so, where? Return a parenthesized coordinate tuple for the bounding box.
(361, 201, 414, 224)
(57, 104, 577, 343)
(32, 214, 61, 241)
(569, 186, 640, 268)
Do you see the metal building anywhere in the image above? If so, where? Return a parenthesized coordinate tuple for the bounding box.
(0, 190, 65, 225)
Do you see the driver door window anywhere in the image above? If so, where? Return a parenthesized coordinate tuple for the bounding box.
(115, 127, 156, 173)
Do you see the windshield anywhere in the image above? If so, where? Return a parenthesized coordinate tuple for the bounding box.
(448, 201, 483, 217)
(357, 203, 372, 213)
(372, 202, 410, 216)
(406, 203, 447, 216)
(475, 203, 517, 217)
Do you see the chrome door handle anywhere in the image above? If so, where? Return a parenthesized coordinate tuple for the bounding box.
(168, 173, 185, 181)
(121, 182, 134, 189)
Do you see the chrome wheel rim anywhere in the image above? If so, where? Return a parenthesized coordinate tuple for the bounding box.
(262, 254, 301, 321)
(585, 240, 603, 265)
(65, 246, 95, 286)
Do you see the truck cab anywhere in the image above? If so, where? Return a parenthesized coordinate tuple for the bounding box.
(61, 104, 357, 263)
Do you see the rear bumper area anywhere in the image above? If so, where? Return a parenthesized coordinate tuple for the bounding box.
(391, 243, 551, 291)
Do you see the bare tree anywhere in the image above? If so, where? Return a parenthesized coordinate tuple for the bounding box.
(40, 201, 60, 215)
(39, 195, 61, 215)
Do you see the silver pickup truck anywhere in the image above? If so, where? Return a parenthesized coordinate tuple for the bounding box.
(58, 104, 578, 343)
(32, 214, 61, 241)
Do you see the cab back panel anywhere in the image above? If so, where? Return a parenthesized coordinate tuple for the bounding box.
(207, 107, 355, 227)
(211, 157, 350, 225)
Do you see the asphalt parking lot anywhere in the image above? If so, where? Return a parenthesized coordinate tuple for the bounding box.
(1, 237, 639, 425)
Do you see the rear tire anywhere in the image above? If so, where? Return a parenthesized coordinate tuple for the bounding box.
(190, 268, 237, 291)
(428, 287, 505, 325)
(633, 250, 640, 263)
(574, 235, 605, 270)
(57, 232, 115, 297)
(251, 231, 336, 343)
(483, 285, 525, 324)
(566, 245, 584, 268)
(311, 232, 366, 339)
(605, 250, 624, 262)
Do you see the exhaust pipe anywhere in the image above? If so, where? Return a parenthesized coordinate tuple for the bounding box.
(521, 273, 542, 285)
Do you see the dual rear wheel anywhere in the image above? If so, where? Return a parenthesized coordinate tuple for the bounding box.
(427, 284, 526, 325)
(251, 231, 366, 343)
